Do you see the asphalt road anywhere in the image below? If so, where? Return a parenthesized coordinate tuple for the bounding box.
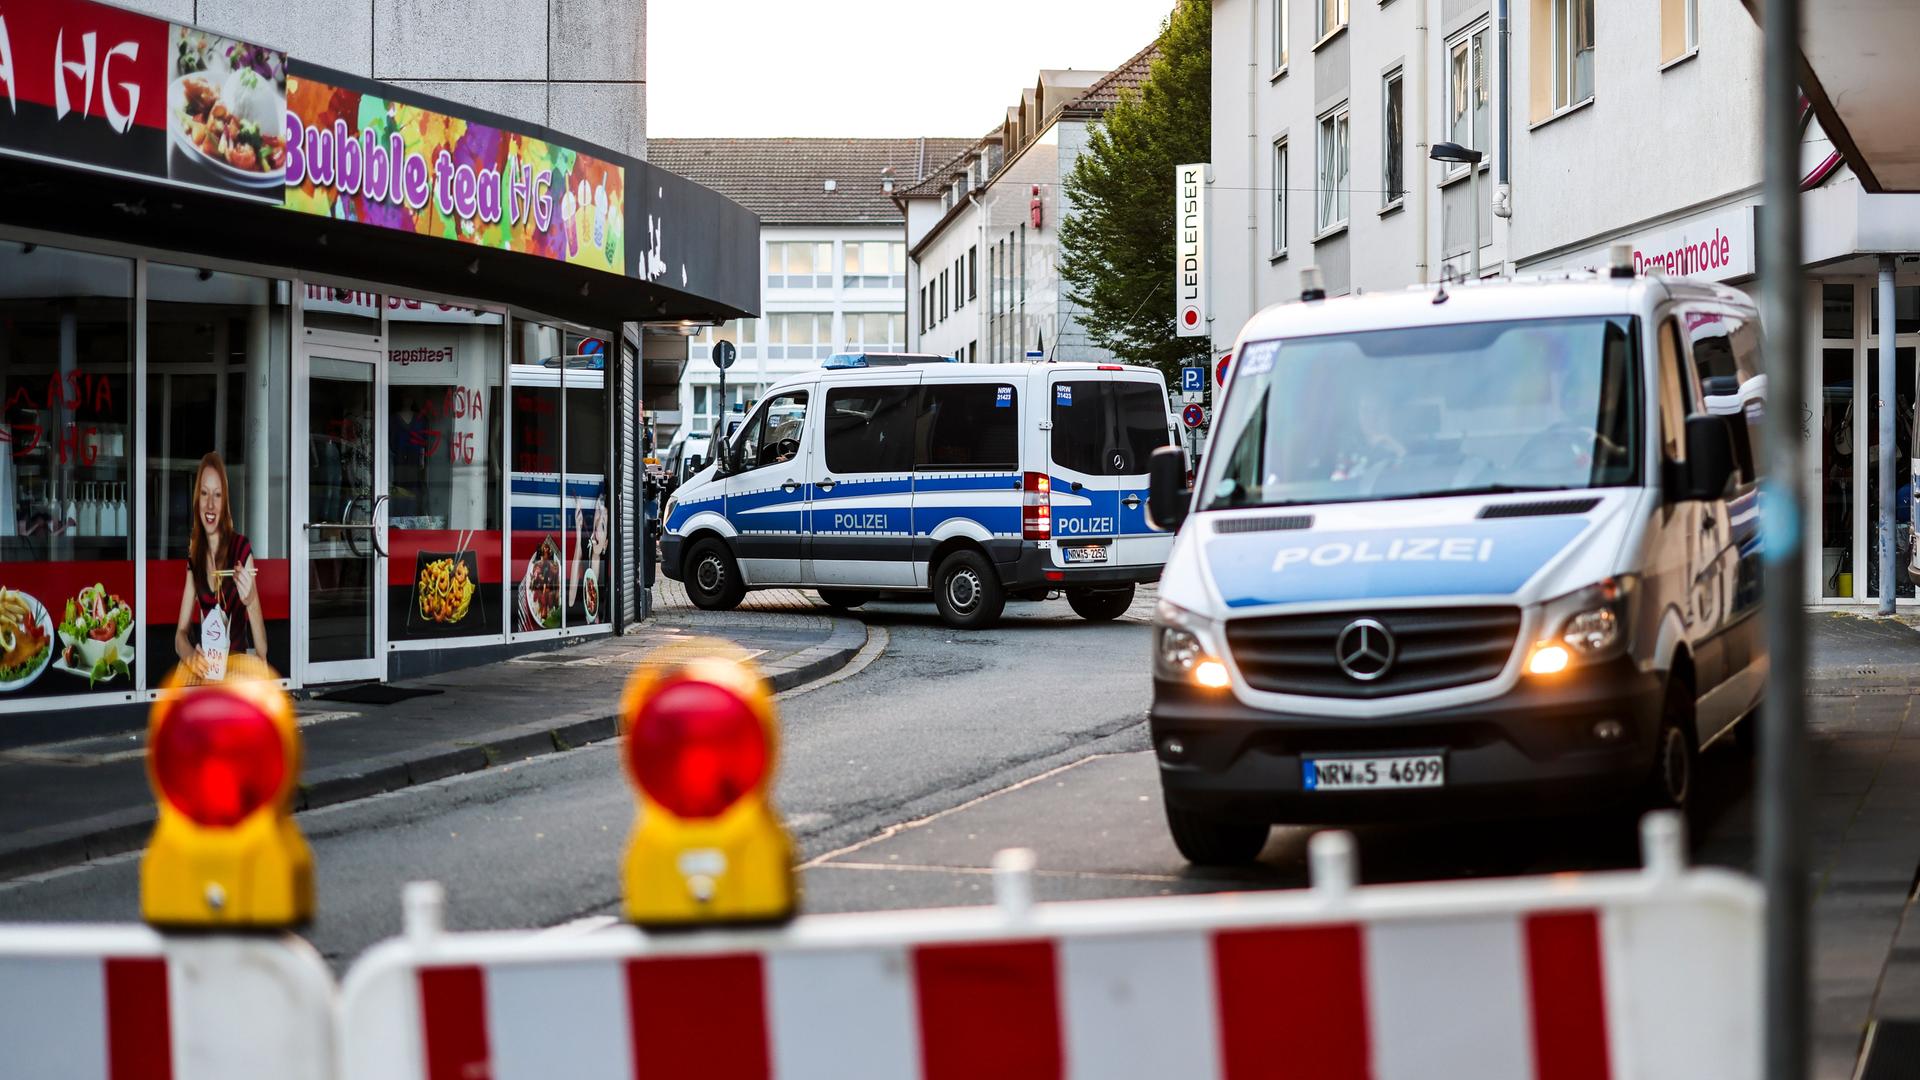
(0, 589, 1756, 970)
(0, 593, 1159, 966)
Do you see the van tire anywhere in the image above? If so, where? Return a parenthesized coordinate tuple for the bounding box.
(933, 550, 1005, 629)
(1067, 585, 1135, 622)
(816, 588, 878, 610)
(1166, 806, 1269, 866)
(685, 537, 745, 611)
(1643, 676, 1699, 816)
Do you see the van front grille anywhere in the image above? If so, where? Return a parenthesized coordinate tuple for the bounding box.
(1224, 607, 1522, 699)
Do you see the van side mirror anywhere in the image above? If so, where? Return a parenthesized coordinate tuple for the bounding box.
(1681, 413, 1737, 501)
(1148, 445, 1192, 532)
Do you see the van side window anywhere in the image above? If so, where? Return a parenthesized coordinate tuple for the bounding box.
(1656, 319, 1689, 463)
(1685, 311, 1759, 483)
(825, 385, 917, 473)
(917, 384, 1019, 469)
(734, 390, 809, 472)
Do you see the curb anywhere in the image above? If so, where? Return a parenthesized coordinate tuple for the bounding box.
(0, 616, 872, 882)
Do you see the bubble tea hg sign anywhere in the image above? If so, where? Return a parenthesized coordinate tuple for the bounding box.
(1176, 163, 1209, 338)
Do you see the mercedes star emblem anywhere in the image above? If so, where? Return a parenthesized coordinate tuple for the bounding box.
(1335, 618, 1396, 681)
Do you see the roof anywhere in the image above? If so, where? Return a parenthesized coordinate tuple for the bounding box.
(895, 130, 1001, 201)
(1064, 41, 1159, 116)
(646, 137, 977, 226)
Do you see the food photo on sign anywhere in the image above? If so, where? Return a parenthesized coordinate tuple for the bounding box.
(167, 26, 287, 195)
(519, 536, 562, 632)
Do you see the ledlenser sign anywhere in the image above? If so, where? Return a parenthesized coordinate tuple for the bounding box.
(284, 73, 626, 274)
(1175, 163, 1209, 339)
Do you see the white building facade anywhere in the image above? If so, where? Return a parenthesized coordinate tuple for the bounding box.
(904, 56, 1157, 364)
(647, 138, 972, 438)
(1210, 0, 1920, 608)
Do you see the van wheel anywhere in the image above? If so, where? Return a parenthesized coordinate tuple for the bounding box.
(933, 550, 1005, 629)
(1643, 676, 1699, 815)
(817, 588, 878, 610)
(1067, 585, 1135, 622)
(684, 538, 745, 611)
(1166, 806, 1269, 866)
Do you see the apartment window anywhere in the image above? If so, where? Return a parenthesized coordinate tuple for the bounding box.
(1552, 0, 1595, 110)
(954, 258, 964, 309)
(1271, 138, 1289, 257)
(968, 246, 978, 299)
(942, 270, 950, 321)
(844, 312, 907, 353)
(766, 313, 832, 360)
(1661, 0, 1698, 63)
(968, 341, 977, 364)
(691, 319, 758, 363)
(1317, 0, 1347, 39)
(1383, 69, 1405, 205)
(1273, 0, 1290, 71)
(1316, 105, 1349, 233)
(766, 241, 834, 289)
(841, 241, 906, 289)
(1447, 24, 1490, 171)
(919, 285, 928, 333)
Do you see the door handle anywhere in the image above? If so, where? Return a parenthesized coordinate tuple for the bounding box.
(1123, 494, 1142, 510)
(816, 479, 836, 492)
(782, 480, 801, 494)
(369, 494, 390, 559)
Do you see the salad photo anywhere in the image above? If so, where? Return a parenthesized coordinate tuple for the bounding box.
(168, 28, 288, 190)
(0, 588, 54, 692)
(520, 538, 562, 631)
(56, 584, 135, 688)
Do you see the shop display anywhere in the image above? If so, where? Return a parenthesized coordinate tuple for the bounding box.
(409, 548, 482, 634)
(55, 584, 134, 687)
(0, 589, 54, 692)
(519, 538, 561, 631)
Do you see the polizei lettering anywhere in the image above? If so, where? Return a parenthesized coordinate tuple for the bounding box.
(1055, 515, 1116, 536)
(832, 512, 888, 531)
(1270, 537, 1496, 572)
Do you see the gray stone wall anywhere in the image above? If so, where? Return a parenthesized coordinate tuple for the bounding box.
(117, 0, 647, 160)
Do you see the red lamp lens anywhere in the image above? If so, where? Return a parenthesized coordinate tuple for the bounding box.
(153, 689, 287, 827)
(626, 679, 768, 819)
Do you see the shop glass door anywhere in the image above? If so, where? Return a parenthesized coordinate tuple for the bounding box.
(302, 348, 386, 682)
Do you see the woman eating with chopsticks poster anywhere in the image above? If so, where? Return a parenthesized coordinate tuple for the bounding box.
(173, 451, 268, 681)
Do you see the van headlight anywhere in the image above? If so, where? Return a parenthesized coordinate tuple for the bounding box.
(1155, 600, 1230, 688)
(1526, 576, 1638, 675)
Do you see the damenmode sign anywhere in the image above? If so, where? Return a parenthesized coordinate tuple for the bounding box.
(1175, 163, 1209, 338)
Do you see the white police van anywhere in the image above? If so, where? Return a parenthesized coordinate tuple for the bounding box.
(661, 353, 1177, 628)
(1144, 254, 1766, 864)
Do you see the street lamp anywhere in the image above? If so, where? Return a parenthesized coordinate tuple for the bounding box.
(1430, 142, 1485, 280)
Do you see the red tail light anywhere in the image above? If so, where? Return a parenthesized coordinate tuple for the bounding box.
(1022, 471, 1052, 540)
(1097, 364, 1124, 370)
(626, 678, 768, 818)
(152, 689, 287, 827)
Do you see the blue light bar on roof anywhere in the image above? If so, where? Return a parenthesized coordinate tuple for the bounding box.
(823, 352, 959, 369)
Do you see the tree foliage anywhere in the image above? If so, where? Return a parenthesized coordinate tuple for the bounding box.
(1058, 0, 1211, 377)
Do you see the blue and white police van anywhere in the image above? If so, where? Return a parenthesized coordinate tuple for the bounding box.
(1143, 253, 1766, 864)
(661, 353, 1178, 628)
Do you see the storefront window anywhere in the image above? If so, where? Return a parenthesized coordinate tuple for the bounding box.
(146, 264, 292, 678)
(0, 242, 135, 699)
(1870, 285, 1920, 337)
(1823, 284, 1855, 339)
(388, 300, 505, 641)
(509, 320, 611, 632)
(1822, 347, 1856, 598)
(566, 374, 610, 628)
(1867, 345, 1917, 600)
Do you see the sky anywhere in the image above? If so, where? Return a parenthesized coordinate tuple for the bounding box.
(646, 0, 1177, 139)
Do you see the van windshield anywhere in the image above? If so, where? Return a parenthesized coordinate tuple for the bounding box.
(1201, 316, 1642, 511)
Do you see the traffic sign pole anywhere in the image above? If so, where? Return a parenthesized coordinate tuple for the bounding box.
(712, 339, 737, 448)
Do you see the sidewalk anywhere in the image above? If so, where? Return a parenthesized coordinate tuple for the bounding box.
(0, 587, 865, 880)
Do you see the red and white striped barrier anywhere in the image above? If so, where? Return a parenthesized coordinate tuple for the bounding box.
(0, 924, 334, 1080)
(339, 815, 1760, 1080)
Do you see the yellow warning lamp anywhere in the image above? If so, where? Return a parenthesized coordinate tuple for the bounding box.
(620, 643, 794, 926)
(141, 655, 313, 928)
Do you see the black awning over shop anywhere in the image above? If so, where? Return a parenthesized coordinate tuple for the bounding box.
(0, 63, 758, 330)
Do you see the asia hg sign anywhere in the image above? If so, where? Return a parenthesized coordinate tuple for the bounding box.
(1175, 163, 1209, 338)
(0, 0, 288, 202)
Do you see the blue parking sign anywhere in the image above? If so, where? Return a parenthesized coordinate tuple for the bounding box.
(1180, 366, 1206, 393)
